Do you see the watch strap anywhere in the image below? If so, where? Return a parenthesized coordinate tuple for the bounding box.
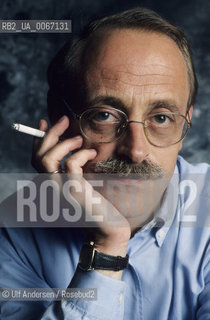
(78, 242, 129, 271)
(93, 250, 129, 271)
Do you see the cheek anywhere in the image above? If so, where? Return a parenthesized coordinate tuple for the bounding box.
(153, 144, 180, 174)
(82, 140, 117, 172)
(83, 140, 117, 160)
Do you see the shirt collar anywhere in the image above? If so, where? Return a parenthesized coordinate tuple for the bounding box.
(137, 164, 179, 247)
(154, 165, 179, 246)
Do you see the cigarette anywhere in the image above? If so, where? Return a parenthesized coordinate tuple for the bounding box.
(11, 123, 46, 138)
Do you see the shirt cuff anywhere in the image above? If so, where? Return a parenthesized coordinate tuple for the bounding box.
(66, 267, 126, 320)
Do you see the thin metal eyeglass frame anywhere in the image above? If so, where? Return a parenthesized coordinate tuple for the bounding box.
(63, 99, 191, 147)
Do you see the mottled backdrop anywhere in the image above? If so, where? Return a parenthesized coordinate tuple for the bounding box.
(0, 0, 209, 172)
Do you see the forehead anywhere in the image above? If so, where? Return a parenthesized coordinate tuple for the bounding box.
(85, 29, 189, 112)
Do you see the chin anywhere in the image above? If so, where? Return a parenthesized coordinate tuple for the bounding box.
(100, 178, 165, 220)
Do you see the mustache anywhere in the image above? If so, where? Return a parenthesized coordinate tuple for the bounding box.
(93, 158, 165, 179)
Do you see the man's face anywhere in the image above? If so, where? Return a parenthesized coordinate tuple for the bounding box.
(82, 29, 191, 173)
(72, 29, 192, 224)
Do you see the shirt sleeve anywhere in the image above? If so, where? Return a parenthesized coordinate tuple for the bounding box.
(0, 228, 51, 320)
(196, 244, 210, 320)
(41, 267, 126, 320)
(0, 227, 126, 320)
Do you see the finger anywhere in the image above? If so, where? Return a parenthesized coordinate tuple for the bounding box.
(37, 116, 70, 157)
(39, 119, 48, 131)
(33, 119, 48, 150)
(65, 149, 97, 174)
(41, 136, 83, 172)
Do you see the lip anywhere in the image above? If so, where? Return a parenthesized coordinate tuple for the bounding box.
(91, 171, 151, 182)
(112, 178, 147, 186)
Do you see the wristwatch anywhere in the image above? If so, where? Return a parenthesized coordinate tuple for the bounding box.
(78, 241, 129, 271)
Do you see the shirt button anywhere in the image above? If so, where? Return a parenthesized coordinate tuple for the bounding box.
(157, 230, 165, 238)
(119, 293, 123, 303)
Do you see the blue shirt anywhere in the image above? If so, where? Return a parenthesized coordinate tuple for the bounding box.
(0, 156, 210, 319)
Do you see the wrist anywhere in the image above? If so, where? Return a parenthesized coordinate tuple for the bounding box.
(78, 241, 129, 273)
(94, 237, 129, 257)
(95, 242, 128, 257)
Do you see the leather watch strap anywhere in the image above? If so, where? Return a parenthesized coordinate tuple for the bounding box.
(78, 242, 129, 271)
(92, 250, 129, 271)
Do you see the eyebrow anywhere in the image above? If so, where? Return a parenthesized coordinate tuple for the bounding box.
(87, 95, 182, 114)
(87, 96, 128, 113)
(148, 100, 181, 113)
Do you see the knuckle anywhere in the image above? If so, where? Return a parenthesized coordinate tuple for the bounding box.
(41, 155, 56, 172)
(41, 155, 50, 167)
(65, 158, 77, 170)
(47, 125, 60, 138)
(46, 127, 54, 135)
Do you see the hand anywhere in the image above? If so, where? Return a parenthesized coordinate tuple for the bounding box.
(32, 116, 131, 259)
(32, 116, 86, 173)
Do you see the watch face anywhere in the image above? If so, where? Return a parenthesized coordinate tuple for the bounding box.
(79, 243, 94, 271)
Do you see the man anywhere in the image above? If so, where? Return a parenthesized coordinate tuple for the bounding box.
(0, 7, 209, 320)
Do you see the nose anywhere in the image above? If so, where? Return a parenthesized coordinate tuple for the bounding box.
(116, 122, 150, 163)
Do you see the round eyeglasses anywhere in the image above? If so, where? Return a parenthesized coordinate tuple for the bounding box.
(63, 101, 191, 147)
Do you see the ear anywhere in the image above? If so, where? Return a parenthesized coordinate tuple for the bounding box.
(178, 105, 193, 151)
(187, 105, 193, 121)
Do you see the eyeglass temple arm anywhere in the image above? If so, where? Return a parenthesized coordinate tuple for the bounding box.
(63, 99, 80, 120)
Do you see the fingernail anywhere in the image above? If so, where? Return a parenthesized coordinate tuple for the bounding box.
(90, 149, 97, 154)
(58, 115, 66, 123)
(74, 136, 82, 140)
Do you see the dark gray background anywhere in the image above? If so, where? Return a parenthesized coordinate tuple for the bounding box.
(0, 0, 209, 173)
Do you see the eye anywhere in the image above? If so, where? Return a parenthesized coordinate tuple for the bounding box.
(92, 111, 114, 122)
(89, 108, 121, 124)
(151, 114, 173, 125)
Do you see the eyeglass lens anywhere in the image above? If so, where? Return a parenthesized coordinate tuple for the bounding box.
(79, 107, 188, 146)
